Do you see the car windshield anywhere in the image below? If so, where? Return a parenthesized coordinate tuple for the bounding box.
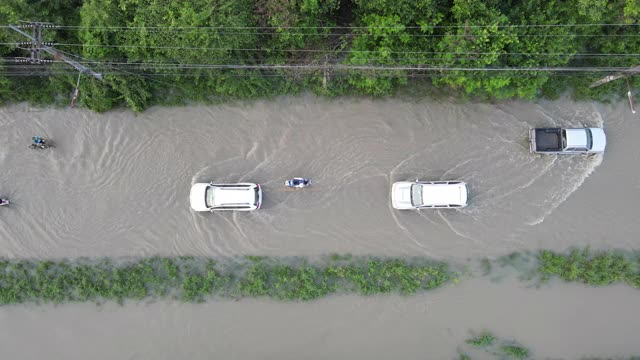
(411, 184, 423, 206)
(254, 188, 259, 205)
(205, 186, 215, 207)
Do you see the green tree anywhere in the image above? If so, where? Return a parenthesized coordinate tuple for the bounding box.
(346, 0, 444, 95)
(431, 0, 517, 98)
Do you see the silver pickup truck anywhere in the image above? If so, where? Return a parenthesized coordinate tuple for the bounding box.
(529, 128, 606, 154)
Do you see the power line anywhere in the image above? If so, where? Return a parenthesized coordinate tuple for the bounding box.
(0, 71, 610, 78)
(9, 42, 639, 58)
(0, 62, 630, 72)
(2, 55, 635, 72)
(22, 31, 640, 38)
(44, 23, 640, 30)
(4, 29, 638, 38)
(7, 23, 102, 80)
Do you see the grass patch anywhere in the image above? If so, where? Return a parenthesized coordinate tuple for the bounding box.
(466, 332, 496, 347)
(500, 345, 529, 359)
(463, 330, 531, 360)
(537, 248, 640, 287)
(0, 256, 453, 305)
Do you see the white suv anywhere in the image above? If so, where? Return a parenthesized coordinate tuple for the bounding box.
(391, 180, 468, 210)
(190, 182, 262, 211)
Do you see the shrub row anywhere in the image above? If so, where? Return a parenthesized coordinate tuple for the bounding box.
(0, 257, 452, 305)
(1, 0, 639, 111)
(2, 248, 639, 305)
(537, 248, 640, 287)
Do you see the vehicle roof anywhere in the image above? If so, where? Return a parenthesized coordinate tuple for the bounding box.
(418, 182, 467, 206)
(564, 129, 589, 148)
(210, 183, 258, 207)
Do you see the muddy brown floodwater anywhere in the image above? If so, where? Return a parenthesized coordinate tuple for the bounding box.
(0, 96, 639, 359)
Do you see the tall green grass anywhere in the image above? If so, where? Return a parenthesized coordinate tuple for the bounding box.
(537, 248, 640, 287)
(0, 257, 453, 305)
(501, 345, 529, 359)
(466, 332, 496, 347)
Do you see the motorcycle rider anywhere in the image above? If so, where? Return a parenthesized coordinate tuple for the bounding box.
(32, 136, 47, 147)
(286, 178, 311, 187)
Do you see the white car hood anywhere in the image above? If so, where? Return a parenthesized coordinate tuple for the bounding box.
(189, 183, 210, 211)
(391, 182, 413, 209)
(589, 128, 606, 152)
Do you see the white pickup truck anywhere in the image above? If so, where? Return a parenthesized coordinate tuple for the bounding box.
(529, 128, 606, 154)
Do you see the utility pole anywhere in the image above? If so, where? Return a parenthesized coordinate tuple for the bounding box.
(588, 65, 640, 88)
(8, 22, 102, 81)
(589, 64, 639, 114)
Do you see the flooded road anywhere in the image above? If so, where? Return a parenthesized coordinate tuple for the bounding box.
(1, 97, 639, 359)
(1, 96, 635, 259)
(2, 277, 640, 360)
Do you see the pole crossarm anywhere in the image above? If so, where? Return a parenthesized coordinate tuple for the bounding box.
(8, 24, 102, 81)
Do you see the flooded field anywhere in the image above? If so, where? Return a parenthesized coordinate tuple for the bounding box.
(1, 97, 636, 259)
(2, 277, 640, 360)
(0, 96, 639, 359)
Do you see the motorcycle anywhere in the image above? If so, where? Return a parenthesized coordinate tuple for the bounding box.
(284, 178, 312, 188)
(29, 137, 54, 149)
(29, 143, 53, 149)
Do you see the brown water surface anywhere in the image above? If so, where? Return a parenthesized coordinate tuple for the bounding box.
(0, 97, 638, 359)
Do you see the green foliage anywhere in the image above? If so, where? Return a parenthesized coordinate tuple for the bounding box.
(466, 332, 496, 347)
(463, 330, 532, 360)
(346, 0, 443, 95)
(538, 248, 637, 287)
(500, 345, 530, 359)
(0, 0, 638, 108)
(432, 0, 516, 97)
(0, 256, 452, 305)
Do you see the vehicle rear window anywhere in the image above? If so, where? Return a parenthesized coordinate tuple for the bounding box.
(205, 187, 214, 207)
(411, 185, 423, 206)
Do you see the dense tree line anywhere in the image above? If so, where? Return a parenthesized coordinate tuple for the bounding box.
(0, 0, 638, 111)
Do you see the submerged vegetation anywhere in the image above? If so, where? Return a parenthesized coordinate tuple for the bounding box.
(1, 248, 639, 305)
(463, 331, 530, 360)
(0, 0, 638, 111)
(537, 248, 640, 288)
(500, 345, 530, 360)
(0, 256, 452, 305)
(466, 332, 496, 347)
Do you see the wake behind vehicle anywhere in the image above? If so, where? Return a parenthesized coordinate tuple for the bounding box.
(284, 177, 311, 188)
(190, 182, 261, 212)
(529, 128, 606, 154)
(391, 180, 468, 210)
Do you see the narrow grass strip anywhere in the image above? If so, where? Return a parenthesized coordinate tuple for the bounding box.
(0, 257, 453, 305)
